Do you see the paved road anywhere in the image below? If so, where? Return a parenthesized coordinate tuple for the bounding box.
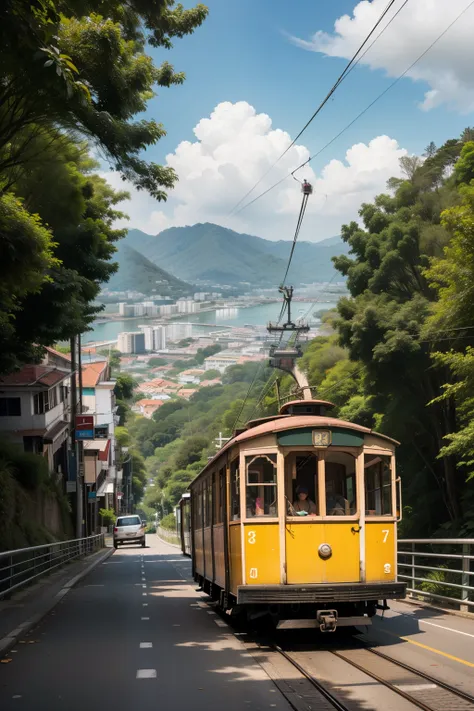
(0, 537, 291, 711)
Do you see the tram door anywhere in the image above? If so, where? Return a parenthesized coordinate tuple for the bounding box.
(285, 451, 360, 584)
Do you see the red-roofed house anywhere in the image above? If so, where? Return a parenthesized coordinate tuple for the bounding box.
(132, 399, 165, 418)
(177, 388, 198, 400)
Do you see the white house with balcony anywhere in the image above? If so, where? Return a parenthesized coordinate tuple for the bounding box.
(0, 347, 72, 478)
(79, 360, 119, 511)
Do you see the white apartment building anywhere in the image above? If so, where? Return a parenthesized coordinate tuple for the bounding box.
(117, 331, 146, 354)
(159, 304, 178, 316)
(165, 323, 193, 342)
(139, 325, 167, 352)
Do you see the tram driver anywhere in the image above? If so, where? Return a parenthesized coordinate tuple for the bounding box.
(292, 486, 317, 515)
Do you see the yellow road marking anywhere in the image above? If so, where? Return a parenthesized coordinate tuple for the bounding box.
(367, 628, 474, 669)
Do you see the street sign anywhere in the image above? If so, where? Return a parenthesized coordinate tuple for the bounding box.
(76, 415, 94, 440)
(117, 492, 123, 499)
(76, 415, 94, 428)
(94, 424, 108, 439)
(76, 429, 94, 440)
(88, 491, 97, 500)
(66, 481, 77, 493)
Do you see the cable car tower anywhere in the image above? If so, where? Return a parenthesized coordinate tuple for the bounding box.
(267, 179, 313, 398)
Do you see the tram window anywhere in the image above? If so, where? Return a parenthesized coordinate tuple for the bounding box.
(202, 482, 208, 527)
(230, 459, 240, 521)
(194, 486, 202, 528)
(203, 477, 212, 527)
(245, 454, 278, 517)
(365, 454, 392, 516)
(216, 467, 225, 524)
(325, 453, 356, 516)
(286, 453, 319, 515)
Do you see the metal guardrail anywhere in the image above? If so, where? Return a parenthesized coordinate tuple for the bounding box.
(398, 538, 474, 612)
(157, 526, 180, 546)
(0, 533, 105, 599)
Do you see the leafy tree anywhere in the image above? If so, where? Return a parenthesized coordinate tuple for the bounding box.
(194, 344, 222, 364)
(0, 0, 208, 196)
(201, 369, 220, 380)
(114, 373, 137, 401)
(148, 357, 168, 368)
(0, 193, 58, 371)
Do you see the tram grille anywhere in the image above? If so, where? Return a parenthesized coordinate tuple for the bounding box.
(237, 582, 406, 604)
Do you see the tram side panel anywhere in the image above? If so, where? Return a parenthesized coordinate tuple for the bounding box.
(243, 523, 280, 585)
(229, 523, 242, 594)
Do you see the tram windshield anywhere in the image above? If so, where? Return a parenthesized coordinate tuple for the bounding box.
(325, 452, 357, 515)
(285, 452, 319, 516)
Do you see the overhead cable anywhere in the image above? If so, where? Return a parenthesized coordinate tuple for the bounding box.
(235, 0, 474, 215)
(230, 0, 405, 214)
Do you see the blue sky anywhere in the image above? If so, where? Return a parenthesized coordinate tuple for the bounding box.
(147, 0, 469, 164)
(106, 0, 474, 240)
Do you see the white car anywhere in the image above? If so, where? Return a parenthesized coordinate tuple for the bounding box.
(113, 515, 146, 548)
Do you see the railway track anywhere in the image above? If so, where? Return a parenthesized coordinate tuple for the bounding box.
(205, 595, 474, 711)
(276, 641, 474, 711)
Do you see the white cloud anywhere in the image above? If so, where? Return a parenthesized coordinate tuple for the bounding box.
(290, 0, 474, 113)
(103, 101, 407, 241)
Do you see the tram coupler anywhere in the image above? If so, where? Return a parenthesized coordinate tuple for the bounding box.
(316, 609, 338, 633)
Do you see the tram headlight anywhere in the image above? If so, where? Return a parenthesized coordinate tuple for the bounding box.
(318, 543, 332, 560)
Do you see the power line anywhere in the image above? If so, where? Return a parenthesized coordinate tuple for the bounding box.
(230, 0, 406, 214)
(235, 0, 474, 215)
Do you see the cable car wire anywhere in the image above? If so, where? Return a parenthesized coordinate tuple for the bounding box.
(235, 0, 474, 215)
(230, 0, 405, 215)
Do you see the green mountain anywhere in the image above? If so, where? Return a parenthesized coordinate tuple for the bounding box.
(124, 223, 349, 286)
(107, 242, 192, 296)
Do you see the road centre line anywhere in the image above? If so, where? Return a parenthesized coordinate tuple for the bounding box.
(374, 628, 474, 668)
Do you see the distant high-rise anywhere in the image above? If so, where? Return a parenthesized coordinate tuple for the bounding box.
(117, 331, 146, 354)
(138, 325, 167, 352)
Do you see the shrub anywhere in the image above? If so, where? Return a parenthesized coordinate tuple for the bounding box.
(99, 508, 116, 526)
(160, 513, 176, 530)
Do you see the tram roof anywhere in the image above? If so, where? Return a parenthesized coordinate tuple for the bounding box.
(192, 414, 399, 481)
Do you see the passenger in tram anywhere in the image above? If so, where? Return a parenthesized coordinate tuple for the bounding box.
(292, 486, 317, 515)
(326, 478, 347, 515)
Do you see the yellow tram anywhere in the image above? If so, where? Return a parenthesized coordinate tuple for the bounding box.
(187, 399, 406, 631)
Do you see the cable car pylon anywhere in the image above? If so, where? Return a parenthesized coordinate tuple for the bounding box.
(266, 179, 313, 397)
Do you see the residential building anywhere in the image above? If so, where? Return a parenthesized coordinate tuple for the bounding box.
(203, 351, 241, 373)
(178, 368, 205, 385)
(177, 388, 198, 400)
(139, 325, 166, 352)
(117, 331, 146, 354)
(200, 378, 222, 388)
(132, 399, 165, 419)
(165, 323, 192, 342)
(159, 304, 178, 316)
(80, 360, 118, 515)
(0, 348, 71, 478)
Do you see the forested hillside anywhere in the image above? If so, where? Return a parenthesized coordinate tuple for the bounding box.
(124, 223, 349, 285)
(137, 130, 474, 539)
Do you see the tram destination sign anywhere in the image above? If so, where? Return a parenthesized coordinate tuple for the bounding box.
(312, 430, 332, 448)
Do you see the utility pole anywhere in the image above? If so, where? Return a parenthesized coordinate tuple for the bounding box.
(70, 336, 83, 539)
